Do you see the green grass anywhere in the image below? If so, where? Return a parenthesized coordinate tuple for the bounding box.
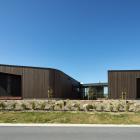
(0, 112, 140, 124)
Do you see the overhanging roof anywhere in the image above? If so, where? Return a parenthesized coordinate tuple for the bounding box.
(82, 83, 108, 87)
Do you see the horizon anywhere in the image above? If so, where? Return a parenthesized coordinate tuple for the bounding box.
(0, 0, 140, 83)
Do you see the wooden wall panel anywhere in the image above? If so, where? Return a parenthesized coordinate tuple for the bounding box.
(0, 65, 80, 99)
(54, 70, 80, 99)
(109, 71, 140, 99)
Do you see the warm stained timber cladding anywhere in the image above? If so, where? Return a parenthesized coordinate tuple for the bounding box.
(0, 65, 80, 99)
(108, 70, 140, 99)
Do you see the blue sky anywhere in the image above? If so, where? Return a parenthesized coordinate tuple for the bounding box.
(0, 0, 140, 83)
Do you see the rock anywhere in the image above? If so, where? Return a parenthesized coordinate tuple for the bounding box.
(129, 104, 135, 112)
(134, 104, 140, 112)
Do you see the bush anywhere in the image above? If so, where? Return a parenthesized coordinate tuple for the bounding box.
(11, 103, 17, 110)
(93, 104, 97, 110)
(21, 103, 28, 110)
(58, 103, 63, 110)
(126, 103, 130, 112)
(54, 101, 64, 111)
(0, 102, 6, 110)
(72, 103, 81, 111)
(116, 103, 125, 112)
(110, 105, 114, 112)
(116, 104, 120, 112)
(100, 105, 105, 112)
(40, 102, 46, 110)
(86, 104, 94, 111)
(50, 105, 55, 111)
(31, 102, 36, 110)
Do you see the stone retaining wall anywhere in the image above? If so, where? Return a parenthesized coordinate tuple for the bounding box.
(0, 100, 140, 112)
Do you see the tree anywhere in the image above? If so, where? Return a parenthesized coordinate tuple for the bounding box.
(88, 87, 96, 100)
(48, 88, 53, 99)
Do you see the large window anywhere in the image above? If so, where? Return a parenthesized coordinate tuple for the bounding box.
(0, 73, 21, 98)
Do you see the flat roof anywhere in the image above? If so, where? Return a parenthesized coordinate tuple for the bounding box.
(0, 64, 56, 71)
(109, 70, 140, 72)
(82, 83, 108, 87)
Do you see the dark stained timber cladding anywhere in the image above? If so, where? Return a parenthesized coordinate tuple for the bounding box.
(0, 64, 80, 99)
(54, 71, 80, 99)
(108, 71, 140, 99)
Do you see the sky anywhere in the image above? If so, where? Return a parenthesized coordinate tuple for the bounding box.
(0, 0, 140, 83)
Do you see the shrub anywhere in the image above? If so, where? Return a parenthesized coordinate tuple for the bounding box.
(77, 105, 81, 111)
(116, 104, 120, 112)
(93, 104, 97, 110)
(50, 105, 55, 111)
(110, 105, 114, 112)
(11, 103, 17, 110)
(0, 102, 6, 110)
(21, 103, 28, 110)
(48, 88, 53, 99)
(126, 103, 130, 112)
(58, 103, 63, 110)
(73, 103, 81, 111)
(100, 105, 105, 112)
(40, 102, 46, 110)
(116, 103, 125, 112)
(86, 104, 94, 111)
(54, 101, 64, 111)
(31, 102, 36, 110)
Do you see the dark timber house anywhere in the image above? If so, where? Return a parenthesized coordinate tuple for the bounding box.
(1, 64, 139, 100)
(108, 70, 140, 100)
(0, 64, 81, 100)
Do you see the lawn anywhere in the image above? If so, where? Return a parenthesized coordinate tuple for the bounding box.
(0, 112, 140, 124)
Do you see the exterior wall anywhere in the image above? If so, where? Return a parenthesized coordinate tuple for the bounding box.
(22, 68, 50, 99)
(54, 71, 80, 99)
(108, 71, 140, 99)
(0, 65, 80, 99)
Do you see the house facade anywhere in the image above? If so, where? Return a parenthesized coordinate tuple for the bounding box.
(0, 64, 81, 99)
(0, 64, 139, 100)
(108, 70, 140, 99)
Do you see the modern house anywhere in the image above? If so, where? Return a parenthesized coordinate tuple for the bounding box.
(0, 64, 81, 100)
(0, 64, 139, 100)
(108, 70, 140, 100)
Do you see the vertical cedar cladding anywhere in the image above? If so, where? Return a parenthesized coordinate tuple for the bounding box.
(0, 65, 50, 98)
(0, 65, 80, 99)
(22, 68, 50, 98)
(108, 71, 140, 99)
(54, 70, 80, 99)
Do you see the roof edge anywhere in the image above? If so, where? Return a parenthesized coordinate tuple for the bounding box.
(0, 64, 58, 71)
(0, 64, 80, 83)
(108, 70, 140, 72)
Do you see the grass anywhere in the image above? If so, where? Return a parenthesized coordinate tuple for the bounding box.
(0, 111, 140, 124)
